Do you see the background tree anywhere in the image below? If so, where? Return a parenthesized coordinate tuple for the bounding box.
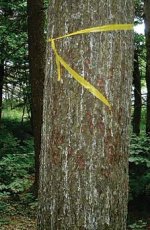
(132, 47, 142, 135)
(0, 0, 29, 121)
(132, 0, 144, 135)
(38, 0, 134, 229)
(132, 48, 142, 135)
(144, 0, 150, 136)
(0, 60, 4, 122)
(27, 0, 46, 196)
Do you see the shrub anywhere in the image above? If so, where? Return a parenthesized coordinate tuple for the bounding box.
(0, 126, 34, 195)
(129, 133, 150, 199)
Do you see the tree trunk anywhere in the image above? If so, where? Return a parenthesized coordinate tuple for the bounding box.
(144, 0, 150, 136)
(38, 1, 134, 229)
(27, 0, 46, 196)
(132, 50, 142, 135)
(0, 60, 4, 123)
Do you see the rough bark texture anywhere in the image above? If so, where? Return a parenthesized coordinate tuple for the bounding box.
(38, 0, 134, 229)
(27, 0, 46, 196)
(144, 0, 150, 136)
(0, 61, 4, 122)
(132, 50, 141, 136)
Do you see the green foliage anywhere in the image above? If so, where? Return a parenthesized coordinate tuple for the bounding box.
(128, 220, 147, 229)
(0, 107, 36, 229)
(134, 0, 144, 24)
(129, 134, 150, 199)
(0, 126, 34, 195)
(0, 201, 9, 214)
(2, 106, 25, 121)
(130, 134, 150, 167)
(134, 33, 146, 86)
(0, 0, 31, 111)
(0, 217, 10, 226)
(0, 200, 12, 225)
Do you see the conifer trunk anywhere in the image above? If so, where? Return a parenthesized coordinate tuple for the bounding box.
(27, 0, 46, 196)
(0, 61, 4, 123)
(38, 1, 134, 229)
(144, 0, 150, 136)
(132, 50, 141, 135)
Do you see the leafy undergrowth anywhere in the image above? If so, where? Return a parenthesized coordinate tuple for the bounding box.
(0, 194, 37, 230)
(0, 108, 36, 229)
(127, 219, 150, 230)
(128, 202, 150, 230)
(1, 106, 150, 229)
(1, 216, 36, 230)
(0, 195, 150, 229)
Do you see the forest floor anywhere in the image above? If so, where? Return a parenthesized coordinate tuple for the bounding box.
(0, 197, 36, 230)
(1, 213, 150, 230)
(1, 199, 150, 230)
(1, 215, 36, 230)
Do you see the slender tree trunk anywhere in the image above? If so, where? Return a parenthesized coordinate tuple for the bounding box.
(132, 50, 142, 135)
(27, 0, 46, 196)
(144, 0, 150, 136)
(0, 60, 4, 123)
(38, 1, 134, 229)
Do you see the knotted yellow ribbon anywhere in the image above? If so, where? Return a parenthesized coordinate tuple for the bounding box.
(48, 24, 133, 108)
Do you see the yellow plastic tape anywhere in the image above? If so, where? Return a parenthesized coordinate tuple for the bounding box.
(49, 24, 133, 108)
(51, 39, 111, 107)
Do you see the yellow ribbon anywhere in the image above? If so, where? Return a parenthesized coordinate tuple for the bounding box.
(49, 24, 133, 108)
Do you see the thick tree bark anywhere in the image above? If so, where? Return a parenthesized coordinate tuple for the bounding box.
(38, 0, 134, 229)
(0, 60, 4, 122)
(27, 0, 46, 196)
(144, 0, 150, 136)
(132, 50, 142, 135)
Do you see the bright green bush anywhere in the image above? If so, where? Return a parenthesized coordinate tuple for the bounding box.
(129, 134, 150, 199)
